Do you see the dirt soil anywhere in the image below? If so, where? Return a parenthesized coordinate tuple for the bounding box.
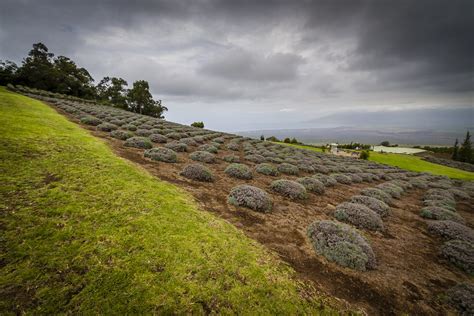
(55, 106, 473, 315)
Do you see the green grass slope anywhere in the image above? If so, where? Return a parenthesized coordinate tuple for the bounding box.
(0, 87, 333, 314)
(368, 151, 474, 181)
(277, 142, 473, 180)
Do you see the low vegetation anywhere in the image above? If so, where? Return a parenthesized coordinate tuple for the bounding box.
(441, 240, 474, 274)
(270, 179, 308, 200)
(333, 202, 384, 232)
(144, 147, 178, 163)
(0, 87, 332, 314)
(180, 163, 214, 182)
(228, 185, 273, 213)
(307, 220, 376, 271)
(224, 163, 253, 180)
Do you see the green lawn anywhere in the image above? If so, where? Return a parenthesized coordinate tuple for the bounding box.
(277, 142, 473, 180)
(368, 151, 474, 180)
(0, 87, 334, 314)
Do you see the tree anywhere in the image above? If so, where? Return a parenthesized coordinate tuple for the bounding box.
(266, 136, 279, 142)
(127, 80, 167, 118)
(290, 138, 298, 144)
(359, 151, 370, 160)
(16, 43, 56, 90)
(0, 60, 18, 85)
(260, 135, 265, 141)
(283, 138, 291, 143)
(458, 131, 472, 163)
(452, 138, 459, 160)
(380, 141, 390, 147)
(191, 121, 204, 128)
(97, 77, 129, 109)
(53, 56, 95, 98)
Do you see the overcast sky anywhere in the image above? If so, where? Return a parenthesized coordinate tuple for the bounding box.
(1, 0, 472, 131)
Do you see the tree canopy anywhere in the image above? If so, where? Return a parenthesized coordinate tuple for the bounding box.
(1, 42, 167, 118)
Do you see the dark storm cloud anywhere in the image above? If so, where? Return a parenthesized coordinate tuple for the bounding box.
(201, 49, 305, 82)
(0, 0, 472, 131)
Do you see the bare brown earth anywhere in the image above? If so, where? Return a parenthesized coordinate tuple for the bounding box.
(55, 106, 473, 315)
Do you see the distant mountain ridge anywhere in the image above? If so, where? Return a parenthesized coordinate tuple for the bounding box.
(304, 107, 473, 131)
(238, 127, 466, 146)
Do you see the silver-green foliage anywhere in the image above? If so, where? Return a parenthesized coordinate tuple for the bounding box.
(225, 163, 253, 180)
(180, 163, 214, 182)
(307, 220, 376, 271)
(144, 147, 178, 163)
(270, 179, 307, 200)
(334, 202, 384, 231)
(228, 185, 272, 212)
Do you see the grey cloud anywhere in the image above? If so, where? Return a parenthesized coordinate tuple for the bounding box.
(0, 0, 472, 131)
(201, 49, 304, 82)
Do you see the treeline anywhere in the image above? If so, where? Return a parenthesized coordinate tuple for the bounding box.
(452, 131, 472, 164)
(0, 43, 167, 118)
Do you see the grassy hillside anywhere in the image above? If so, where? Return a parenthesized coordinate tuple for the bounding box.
(368, 151, 474, 181)
(0, 87, 333, 314)
(278, 142, 474, 180)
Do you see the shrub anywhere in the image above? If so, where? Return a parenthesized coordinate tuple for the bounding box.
(80, 115, 102, 126)
(110, 119, 125, 126)
(190, 151, 216, 163)
(180, 163, 214, 182)
(330, 173, 352, 185)
(191, 121, 204, 128)
(192, 136, 205, 143)
(297, 163, 315, 173)
(110, 130, 134, 140)
(223, 155, 240, 163)
(225, 163, 253, 180)
(136, 129, 153, 137)
(144, 147, 178, 163)
(447, 283, 474, 316)
(199, 144, 218, 153)
(227, 142, 240, 151)
(334, 202, 384, 231)
(180, 137, 198, 146)
(167, 132, 185, 140)
(313, 174, 338, 187)
(123, 124, 137, 131)
(441, 240, 474, 274)
(348, 174, 363, 183)
(420, 207, 464, 223)
(97, 122, 118, 132)
(410, 178, 429, 189)
(313, 165, 330, 174)
(149, 133, 168, 143)
(228, 185, 272, 212)
(255, 163, 279, 176)
(124, 137, 153, 149)
(245, 154, 265, 163)
(360, 188, 393, 205)
(277, 163, 299, 175)
(424, 200, 456, 212)
(377, 183, 403, 199)
(296, 177, 325, 194)
(449, 188, 470, 200)
(359, 151, 370, 160)
(165, 142, 188, 152)
(350, 195, 390, 218)
(427, 220, 474, 243)
(270, 179, 307, 200)
(307, 220, 376, 271)
(213, 137, 225, 144)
